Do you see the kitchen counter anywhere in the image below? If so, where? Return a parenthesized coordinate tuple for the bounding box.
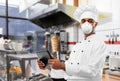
(6, 54, 38, 81)
(104, 69, 120, 76)
(102, 69, 120, 81)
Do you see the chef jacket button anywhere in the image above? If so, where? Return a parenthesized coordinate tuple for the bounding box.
(81, 50, 84, 52)
(71, 63, 73, 64)
(77, 63, 79, 65)
(69, 74, 72, 76)
(88, 40, 90, 42)
(73, 51, 75, 53)
(79, 41, 81, 43)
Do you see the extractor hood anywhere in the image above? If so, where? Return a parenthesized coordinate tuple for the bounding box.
(28, 3, 78, 28)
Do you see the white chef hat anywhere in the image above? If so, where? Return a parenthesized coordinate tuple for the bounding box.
(74, 5, 98, 22)
(0, 28, 3, 34)
(44, 32, 50, 36)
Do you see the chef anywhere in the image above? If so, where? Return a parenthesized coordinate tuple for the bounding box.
(48, 5, 107, 81)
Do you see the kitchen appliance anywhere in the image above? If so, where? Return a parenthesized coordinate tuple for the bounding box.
(109, 55, 120, 71)
(44, 30, 68, 61)
(28, 3, 78, 28)
(44, 32, 51, 52)
(60, 30, 68, 54)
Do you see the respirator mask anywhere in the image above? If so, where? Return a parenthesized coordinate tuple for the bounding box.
(81, 22, 93, 34)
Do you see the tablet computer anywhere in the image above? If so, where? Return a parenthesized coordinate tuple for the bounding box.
(36, 50, 52, 68)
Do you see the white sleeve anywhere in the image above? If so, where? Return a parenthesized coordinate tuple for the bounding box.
(65, 42, 107, 78)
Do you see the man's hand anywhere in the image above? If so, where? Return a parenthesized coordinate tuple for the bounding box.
(48, 59, 65, 71)
(37, 60, 45, 70)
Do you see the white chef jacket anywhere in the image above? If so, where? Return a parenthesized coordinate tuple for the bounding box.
(50, 69, 65, 78)
(64, 34, 107, 81)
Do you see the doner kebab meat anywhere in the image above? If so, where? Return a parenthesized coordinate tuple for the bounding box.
(51, 35, 60, 54)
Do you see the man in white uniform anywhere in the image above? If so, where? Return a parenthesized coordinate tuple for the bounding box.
(48, 5, 107, 81)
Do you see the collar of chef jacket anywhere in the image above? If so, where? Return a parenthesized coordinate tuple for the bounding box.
(84, 34, 96, 41)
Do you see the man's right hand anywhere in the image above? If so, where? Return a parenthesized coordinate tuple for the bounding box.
(37, 60, 45, 69)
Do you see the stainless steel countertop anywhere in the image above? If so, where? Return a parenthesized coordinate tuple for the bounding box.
(7, 54, 38, 60)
